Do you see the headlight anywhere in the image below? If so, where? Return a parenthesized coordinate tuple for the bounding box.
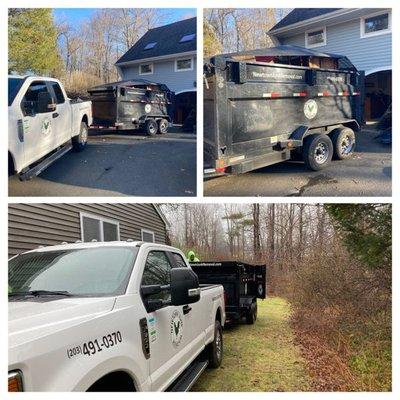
(8, 371, 23, 392)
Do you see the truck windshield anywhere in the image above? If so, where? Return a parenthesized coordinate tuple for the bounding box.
(8, 247, 138, 297)
(8, 77, 24, 106)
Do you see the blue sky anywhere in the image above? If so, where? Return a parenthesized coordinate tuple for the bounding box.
(53, 8, 196, 25)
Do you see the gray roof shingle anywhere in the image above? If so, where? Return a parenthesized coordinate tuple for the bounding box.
(116, 17, 196, 64)
(270, 8, 341, 32)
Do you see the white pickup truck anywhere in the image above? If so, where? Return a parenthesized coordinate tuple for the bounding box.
(8, 241, 225, 392)
(8, 76, 92, 180)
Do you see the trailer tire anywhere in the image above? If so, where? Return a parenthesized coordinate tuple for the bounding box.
(145, 119, 158, 136)
(72, 122, 88, 152)
(157, 119, 169, 134)
(207, 320, 223, 368)
(302, 133, 333, 171)
(330, 127, 356, 160)
(246, 302, 257, 325)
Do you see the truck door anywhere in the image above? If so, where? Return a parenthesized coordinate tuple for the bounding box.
(141, 250, 195, 391)
(47, 81, 71, 147)
(19, 80, 56, 165)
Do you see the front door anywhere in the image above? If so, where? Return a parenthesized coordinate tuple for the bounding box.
(20, 80, 56, 166)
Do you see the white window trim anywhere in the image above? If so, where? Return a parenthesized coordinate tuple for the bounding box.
(174, 57, 194, 72)
(79, 212, 120, 242)
(141, 228, 155, 243)
(139, 63, 154, 75)
(305, 26, 327, 49)
(360, 10, 391, 39)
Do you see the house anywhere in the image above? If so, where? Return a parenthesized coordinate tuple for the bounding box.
(8, 203, 169, 257)
(115, 17, 196, 124)
(269, 8, 392, 120)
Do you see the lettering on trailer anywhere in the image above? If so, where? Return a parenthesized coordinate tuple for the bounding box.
(247, 65, 306, 84)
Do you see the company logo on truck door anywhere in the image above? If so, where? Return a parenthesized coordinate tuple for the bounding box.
(304, 99, 318, 119)
(170, 310, 183, 347)
(41, 118, 51, 135)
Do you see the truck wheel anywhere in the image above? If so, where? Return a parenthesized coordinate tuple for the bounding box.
(72, 122, 88, 152)
(207, 320, 223, 368)
(330, 127, 356, 160)
(246, 303, 257, 325)
(302, 133, 333, 171)
(158, 119, 169, 134)
(145, 119, 158, 136)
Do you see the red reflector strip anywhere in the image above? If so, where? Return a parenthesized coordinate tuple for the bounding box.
(262, 92, 280, 98)
(215, 167, 226, 173)
(342, 91, 350, 96)
(317, 91, 329, 97)
(293, 92, 307, 97)
(352, 91, 360, 96)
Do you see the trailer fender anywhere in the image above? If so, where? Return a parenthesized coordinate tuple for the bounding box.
(342, 119, 361, 132)
(274, 125, 308, 150)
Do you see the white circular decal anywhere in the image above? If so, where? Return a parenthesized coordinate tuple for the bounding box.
(144, 104, 152, 113)
(304, 99, 318, 120)
(170, 310, 183, 347)
(258, 284, 264, 296)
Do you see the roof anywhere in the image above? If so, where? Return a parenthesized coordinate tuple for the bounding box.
(116, 17, 196, 65)
(88, 79, 171, 92)
(270, 8, 341, 32)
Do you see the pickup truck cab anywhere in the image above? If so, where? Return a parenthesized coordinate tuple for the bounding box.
(8, 241, 225, 392)
(8, 76, 92, 180)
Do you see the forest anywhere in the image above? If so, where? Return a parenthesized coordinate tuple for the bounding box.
(163, 203, 392, 391)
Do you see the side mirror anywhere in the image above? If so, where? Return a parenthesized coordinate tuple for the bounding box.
(171, 268, 200, 306)
(37, 92, 56, 113)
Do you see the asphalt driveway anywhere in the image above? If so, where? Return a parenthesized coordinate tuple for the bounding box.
(9, 129, 196, 197)
(204, 126, 391, 197)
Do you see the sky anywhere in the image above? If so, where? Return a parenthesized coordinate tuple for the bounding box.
(53, 8, 196, 25)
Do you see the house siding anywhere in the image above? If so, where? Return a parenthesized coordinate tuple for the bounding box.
(120, 56, 197, 93)
(8, 203, 167, 257)
(279, 17, 392, 74)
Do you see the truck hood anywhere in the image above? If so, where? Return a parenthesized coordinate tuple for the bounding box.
(9, 297, 116, 349)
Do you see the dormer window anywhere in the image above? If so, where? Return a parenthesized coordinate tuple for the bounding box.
(179, 33, 196, 43)
(144, 42, 157, 50)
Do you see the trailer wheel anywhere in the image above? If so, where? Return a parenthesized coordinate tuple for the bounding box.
(330, 127, 356, 160)
(207, 320, 223, 368)
(72, 122, 88, 152)
(246, 302, 257, 325)
(145, 119, 158, 136)
(302, 133, 333, 171)
(157, 118, 169, 134)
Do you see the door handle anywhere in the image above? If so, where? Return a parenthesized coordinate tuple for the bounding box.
(52, 112, 59, 118)
(183, 305, 192, 315)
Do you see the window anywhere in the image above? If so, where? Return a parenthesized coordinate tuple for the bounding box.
(139, 63, 153, 75)
(49, 82, 65, 104)
(144, 42, 157, 50)
(171, 253, 188, 269)
(80, 213, 120, 242)
(179, 33, 196, 43)
(21, 81, 51, 115)
(175, 57, 193, 72)
(141, 229, 155, 243)
(361, 11, 391, 38)
(8, 247, 138, 296)
(305, 27, 326, 48)
(141, 251, 172, 301)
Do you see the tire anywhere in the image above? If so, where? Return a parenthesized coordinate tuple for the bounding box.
(145, 119, 158, 136)
(246, 302, 257, 325)
(302, 133, 333, 171)
(8, 153, 15, 176)
(329, 127, 356, 160)
(72, 121, 88, 152)
(207, 320, 223, 368)
(157, 118, 169, 134)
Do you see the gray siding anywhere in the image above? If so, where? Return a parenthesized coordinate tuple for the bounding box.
(8, 203, 167, 257)
(279, 18, 391, 74)
(120, 56, 197, 93)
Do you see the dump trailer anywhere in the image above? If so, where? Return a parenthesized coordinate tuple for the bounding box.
(203, 45, 365, 177)
(88, 79, 173, 136)
(191, 261, 266, 324)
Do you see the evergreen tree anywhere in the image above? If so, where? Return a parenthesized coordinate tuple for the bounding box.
(9, 8, 62, 76)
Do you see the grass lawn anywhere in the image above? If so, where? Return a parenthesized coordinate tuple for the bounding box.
(192, 297, 310, 392)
